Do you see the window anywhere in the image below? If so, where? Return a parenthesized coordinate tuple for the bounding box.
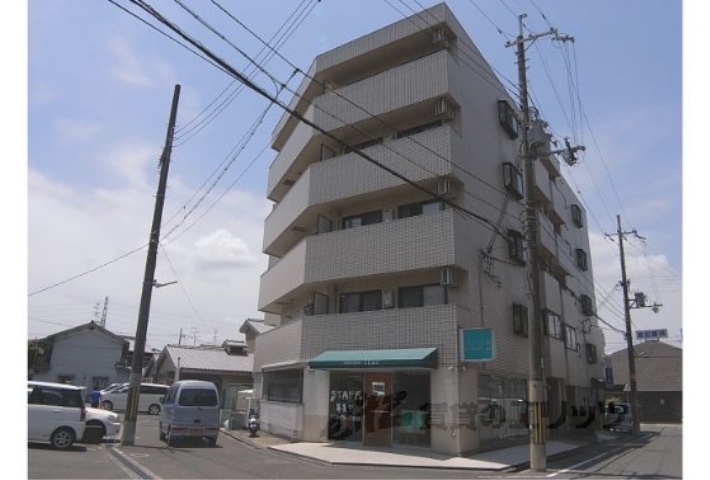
(397, 120, 442, 139)
(342, 210, 382, 229)
(498, 100, 521, 139)
(576, 249, 588, 271)
(564, 325, 579, 351)
(513, 303, 528, 337)
(264, 370, 303, 403)
(508, 230, 526, 265)
(178, 388, 219, 407)
(397, 200, 444, 219)
(543, 310, 562, 339)
(339, 290, 382, 313)
(343, 137, 382, 153)
(585, 343, 598, 364)
(398, 285, 447, 308)
(580, 294, 595, 316)
(571, 204, 583, 228)
(503, 163, 524, 200)
(140, 384, 168, 395)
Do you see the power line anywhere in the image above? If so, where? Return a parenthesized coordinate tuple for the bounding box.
(127, 0, 511, 240)
(28, 243, 148, 297)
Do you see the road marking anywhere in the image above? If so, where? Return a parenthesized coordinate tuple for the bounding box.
(105, 445, 161, 479)
(546, 446, 627, 478)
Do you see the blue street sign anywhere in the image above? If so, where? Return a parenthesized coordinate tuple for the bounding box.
(460, 328, 495, 362)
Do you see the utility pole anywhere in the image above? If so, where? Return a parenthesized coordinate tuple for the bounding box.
(122, 84, 181, 445)
(506, 15, 574, 472)
(606, 215, 661, 436)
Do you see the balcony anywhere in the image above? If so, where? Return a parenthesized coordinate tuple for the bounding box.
(534, 158, 552, 204)
(253, 304, 473, 371)
(549, 181, 567, 226)
(263, 125, 459, 256)
(540, 270, 562, 313)
(259, 209, 466, 313)
(267, 49, 457, 200)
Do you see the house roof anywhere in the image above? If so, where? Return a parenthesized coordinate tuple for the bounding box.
(43, 321, 128, 346)
(160, 344, 253, 373)
(239, 318, 273, 335)
(607, 341, 682, 392)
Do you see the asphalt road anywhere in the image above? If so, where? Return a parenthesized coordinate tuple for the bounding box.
(28, 416, 683, 479)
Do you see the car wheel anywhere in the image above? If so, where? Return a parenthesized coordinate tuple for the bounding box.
(207, 436, 218, 447)
(101, 400, 113, 411)
(50, 427, 75, 450)
(83, 420, 106, 444)
(148, 404, 161, 415)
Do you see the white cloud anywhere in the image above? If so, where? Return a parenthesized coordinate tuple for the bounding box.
(53, 117, 101, 143)
(194, 229, 259, 269)
(108, 36, 152, 87)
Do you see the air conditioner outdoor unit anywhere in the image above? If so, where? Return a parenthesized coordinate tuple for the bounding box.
(437, 178, 455, 198)
(440, 267, 458, 287)
(433, 27, 449, 48)
(434, 98, 454, 120)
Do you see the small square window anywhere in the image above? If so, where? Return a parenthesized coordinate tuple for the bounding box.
(564, 325, 579, 351)
(498, 100, 521, 139)
(503, 163, 524, 200)
(571, 204, 583, 228)
(543, 310, 562, 339)
(508, 230, 526, 265)
(513, 304, 528, 337)
(580, 294, 594, 316)
(576, 249, 588, 271)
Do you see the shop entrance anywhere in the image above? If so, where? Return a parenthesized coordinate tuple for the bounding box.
(364, 372, 393, 446)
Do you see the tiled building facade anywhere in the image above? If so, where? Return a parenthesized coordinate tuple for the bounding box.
(253, 3, 605, 455)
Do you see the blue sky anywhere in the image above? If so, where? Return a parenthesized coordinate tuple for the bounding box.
(19, 0, 688, 359)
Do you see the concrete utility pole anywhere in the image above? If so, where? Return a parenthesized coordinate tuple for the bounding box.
(122, 84, 181, 446)
(505, 15, 573, 472)
(606, 214, 660, 436)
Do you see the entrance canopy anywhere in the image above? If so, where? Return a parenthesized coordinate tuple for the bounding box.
(308, 347, 438, 370)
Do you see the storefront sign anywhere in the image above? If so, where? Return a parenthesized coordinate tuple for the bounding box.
(460, 328, 495, 362)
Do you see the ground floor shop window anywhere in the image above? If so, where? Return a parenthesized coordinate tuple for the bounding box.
(393, 372, 431, 447)
(328, 372, 363, 441)
(478, 374, 527, 441)
(327, 371, 431, 447)
(263, 370, 302, 403)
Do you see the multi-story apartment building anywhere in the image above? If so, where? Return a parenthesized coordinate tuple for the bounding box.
(253, 3, 605, 455)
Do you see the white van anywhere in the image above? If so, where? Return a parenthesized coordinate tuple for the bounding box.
(28, 381, 86, 449)
(159, 380, 221, 446)
(100, 382, 169, 415)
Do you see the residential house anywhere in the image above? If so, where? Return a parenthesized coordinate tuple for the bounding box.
(149, 342, 254, 415)
(253, 2, 605, 455)
(28, 321, 131, 393)
(605, 341, 682, 423)
(239, 318, 274, 354)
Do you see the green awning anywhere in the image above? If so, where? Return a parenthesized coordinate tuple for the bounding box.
(308, 348, 438, 370)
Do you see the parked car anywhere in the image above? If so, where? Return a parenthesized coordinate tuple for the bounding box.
(100, 383, 126, 394)
(28, 381, 86, 450)
(159, 380, 221, 446)
(82, 407, 122, 443)
(100, 382, 168, 415)
(603, 401, 634, 432)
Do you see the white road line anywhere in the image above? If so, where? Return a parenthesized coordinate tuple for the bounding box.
(546, 446, 627, 478)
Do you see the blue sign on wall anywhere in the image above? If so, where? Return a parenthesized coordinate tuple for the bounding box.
(460, 328, 495, 362)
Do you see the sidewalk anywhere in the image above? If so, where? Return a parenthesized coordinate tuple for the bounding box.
(222, 427, 612, 471)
